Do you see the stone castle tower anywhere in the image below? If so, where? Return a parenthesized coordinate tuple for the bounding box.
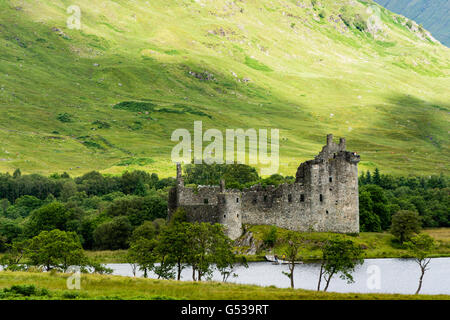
(168, 134, 360, 239)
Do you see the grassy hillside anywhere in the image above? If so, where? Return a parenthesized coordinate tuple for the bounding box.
(0, 0, 449, 177)
(1, 271, 449, 300)
(374, 0, 450, 47)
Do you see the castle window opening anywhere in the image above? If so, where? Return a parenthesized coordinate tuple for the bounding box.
(300, 194, 305, 202)
(264, 195, 267, 202)
(329, 177, 333, 182)
(320, 194, 323, 202)
(288, 194, 292, 202)
(237, 214, 239, 218)
(204, 198, 208, 204)
(326, 210, 329, 214)
(223, 215, 226, 218)
(236, 198, 239, 203)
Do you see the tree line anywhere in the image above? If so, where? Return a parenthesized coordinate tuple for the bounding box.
(0, 208, 245, 284)
(126, 208, 246, 281)
(0, 165, 448, 254)
(359, 168, 448, 231)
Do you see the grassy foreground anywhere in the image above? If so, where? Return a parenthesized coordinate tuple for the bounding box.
(0, 271, 449, 300)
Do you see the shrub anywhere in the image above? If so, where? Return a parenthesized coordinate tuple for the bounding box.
(57, 113, 73, 123)
(92, 120, 111, 129)
(353, 14, 367, 32)
(1, 285, 50, 298)
(390, 210, 422, 244)
(62, 291, 82, 299)
(406, 20, 413, 29)
(113, 101, 156, 112)
(105, 194, 168, 226)
(340, 12, 352, 28)
(93, 216, 132, 250)
(26, 229, 88, 271)
(263, 226, 278, 247)
(25, 202, 71, 237)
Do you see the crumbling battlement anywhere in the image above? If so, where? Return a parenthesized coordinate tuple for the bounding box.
(168, 134, 360, 240)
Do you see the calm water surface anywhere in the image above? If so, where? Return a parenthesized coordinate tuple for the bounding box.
(106, 258, 450, 295)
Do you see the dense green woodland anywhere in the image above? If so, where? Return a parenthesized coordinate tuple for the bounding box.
(0, 165, 448, 252)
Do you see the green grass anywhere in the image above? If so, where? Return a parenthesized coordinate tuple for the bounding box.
(85, 250, 129, 264)
(0, 271, 448, 300)
(244, 56, 273, 72)
(0, 0, 448, 177)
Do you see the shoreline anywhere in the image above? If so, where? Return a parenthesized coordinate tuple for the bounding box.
(79, 251, 450, 264)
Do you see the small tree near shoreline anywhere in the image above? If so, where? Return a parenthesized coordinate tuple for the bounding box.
(405, 234, 436, 295)
(281, 231, 303, 289)
(317, 238, 364, 292)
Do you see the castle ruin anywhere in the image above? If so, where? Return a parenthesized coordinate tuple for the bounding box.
(168, 134, 360, 239)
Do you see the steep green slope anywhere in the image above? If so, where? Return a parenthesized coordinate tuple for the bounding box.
(0, 0, 449, 177)
(374, 0, 450, 47)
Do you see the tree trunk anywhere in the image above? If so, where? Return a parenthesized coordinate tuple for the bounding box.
(192, 266, 196, 281)
(415, 267, 425, 295)
(177, 261, 181, 281)
(323, 270, 335, 292)
(317, 263, 324, 291)
(290, 262, 295, 289)
(323, 277, 331, 292)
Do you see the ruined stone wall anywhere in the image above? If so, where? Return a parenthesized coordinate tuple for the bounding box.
(168, 185, 221, 223)
(240, 183, 319, 231)
(239, 137, 359, 234)
(182, 204, 220, 224)
(169, 185, 242, 239)
(169, 134, 360, 239)
(177, 185, 221, 206)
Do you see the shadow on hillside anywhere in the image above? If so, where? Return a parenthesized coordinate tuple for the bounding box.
(371, 94, 449, 150)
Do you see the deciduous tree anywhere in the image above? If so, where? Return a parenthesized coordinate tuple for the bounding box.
(281, 231, 303, 288)
(26, 229, 87, 271)
(405, 234, 436, 294)
(317, 238, 364, 292)
(390, 210, 421, 243)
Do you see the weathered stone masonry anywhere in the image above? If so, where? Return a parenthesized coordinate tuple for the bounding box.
(168, 134, 360, 239)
